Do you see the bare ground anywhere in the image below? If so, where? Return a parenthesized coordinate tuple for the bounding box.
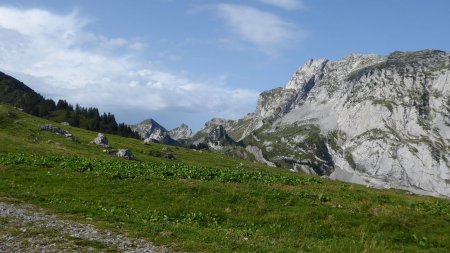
(0, 198, 172, 253)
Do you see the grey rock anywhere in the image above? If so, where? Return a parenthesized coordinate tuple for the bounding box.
(245, 145, 276, 167)
(93, 133, 109, 147)
(116, 149, 135, 160)
(208, 125, 227, 143)
(205, 125, 241, 150)
(39, 124, 75, 141)
(64, 133, 75, 141)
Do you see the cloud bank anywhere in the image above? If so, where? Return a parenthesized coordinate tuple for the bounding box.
(0, 6, 258, 128)
(258, 0, 303, 10)
(217, 4, 306, 53)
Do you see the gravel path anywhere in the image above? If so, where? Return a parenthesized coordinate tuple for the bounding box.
(0, 198, 172, 253)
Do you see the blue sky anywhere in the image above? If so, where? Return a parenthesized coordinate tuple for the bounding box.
(1, 0, 449, 130)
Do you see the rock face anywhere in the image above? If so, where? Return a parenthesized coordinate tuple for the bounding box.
(245, 145, 276, 167)
(205, 125, 240, 150)
(190, 123, 241, 150)
(131, 119, 178, 145)
(92, 133, 109, 147)
(224, 50, 450, 197)
(169, 123, 193, 140)
(190, 118, 241, 145)
(206, 125, 226, 150)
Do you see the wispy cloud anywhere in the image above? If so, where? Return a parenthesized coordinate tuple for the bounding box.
(258, 0, 304, 10)
(217, 4, 306, 54)
(0, 6, 258, 126)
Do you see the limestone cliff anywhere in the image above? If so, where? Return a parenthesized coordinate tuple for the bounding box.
(226, 50, 450, 197)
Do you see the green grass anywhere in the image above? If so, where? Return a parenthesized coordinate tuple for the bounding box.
(0, 104, 449, 252)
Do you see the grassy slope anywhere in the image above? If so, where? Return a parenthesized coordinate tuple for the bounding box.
(0, 104, 449, 252)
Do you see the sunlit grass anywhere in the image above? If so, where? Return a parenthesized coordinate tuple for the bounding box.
(0, 104, 449, 252)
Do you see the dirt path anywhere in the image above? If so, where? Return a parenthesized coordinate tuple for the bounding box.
(0, 198, 172, 253)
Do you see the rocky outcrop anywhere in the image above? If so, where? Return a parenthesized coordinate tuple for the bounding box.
(245, 145, 276, 167)
(225, 49, 450, 197)
(131, 119, 178, 145)
(169, 123, 193, 140)
(189, 118, 241, 145)
(92, 133, 109, 147)
(40, 124, 75, 141)
(206, 125, 241, 150)
(208, 125, 227, 143)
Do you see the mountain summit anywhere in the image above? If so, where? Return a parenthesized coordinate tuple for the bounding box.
(131, 119, 177, 145)
(169, 123, 193, 140)
(223, 50, 450, 197)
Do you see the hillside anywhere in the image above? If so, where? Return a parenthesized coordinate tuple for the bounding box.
(0, 104, 449, 252)
(0, 71, 139, 139)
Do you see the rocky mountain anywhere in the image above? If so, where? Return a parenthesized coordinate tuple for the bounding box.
(168, 123, 193, 140)
(222, 50, 450, 197)
(131, 119, 178, 145)
(189, 118, 244, 150)
(205, 125, 241, 150)
(193, 118, 237, 137)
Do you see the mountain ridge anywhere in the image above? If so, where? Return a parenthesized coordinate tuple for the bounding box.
(220, 49, 450, 197)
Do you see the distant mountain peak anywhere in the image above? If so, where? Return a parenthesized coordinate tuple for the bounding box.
(169, 123, 193, 140)
(131, 118, 177, 145)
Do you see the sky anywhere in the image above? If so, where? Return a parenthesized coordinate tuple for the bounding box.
(1, 0, 450, 131)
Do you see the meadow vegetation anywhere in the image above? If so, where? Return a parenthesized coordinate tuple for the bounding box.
(0, 104, 449, 252)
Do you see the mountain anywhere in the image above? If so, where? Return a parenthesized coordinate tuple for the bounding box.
(168, 123, 193, 140)
(204, 124, 241, 150)
(131, 118, 179, 145)
(222, 50, 450, 197)
(190, 118, 238, 141)
(0, 71, 50, 116)
(189, 118, 243, 150)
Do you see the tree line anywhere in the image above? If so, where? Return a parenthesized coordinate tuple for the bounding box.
(0, 72, 140, 139)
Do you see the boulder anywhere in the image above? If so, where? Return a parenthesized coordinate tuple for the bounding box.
(64, 133, 75, 141)
(116, 149, 135, 160)
(40, 124, 75, 141)
(93, 133, 109, 147)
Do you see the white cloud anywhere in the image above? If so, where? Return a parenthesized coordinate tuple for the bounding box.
(0, 6, 258, 127)
(217, 4, 306, 53)
(258, 0, 303, 10)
